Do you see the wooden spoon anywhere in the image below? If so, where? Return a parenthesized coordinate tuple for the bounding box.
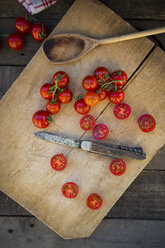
(42, 27, 165, 64)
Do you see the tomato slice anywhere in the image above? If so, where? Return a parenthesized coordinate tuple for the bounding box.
(87, 193, 103, 210)
(109, 159, 126, 176)
(62, 182, 79, 198)
(92, 123, 109, 140)
(138, 114, 156, 132)
(113, 103, 131, 120)
(80, 115, 96, 131)
(50, 154, 67, 171)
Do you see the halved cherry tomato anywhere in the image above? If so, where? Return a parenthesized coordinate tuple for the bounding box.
(7, 33, 25, 50)
(84, 91, 99, 106)
(53, 71, 69, 89)
(94, 66, 111, 83)
(111, 70, 127, 87)
(108, 89, 125, 104)
(31, 23, 48, 42)
(74, 99, 91, 115)
(95, 85, 108, 101)
(46, 101, 61, 114)
(113, 103, 131, 120)
(15, 17, 31, 34)
(40, 83, 54, 100)
(57, 89, 73, 104)
(87, 193, 103, 210)
(80, 115, 96, 130)
(109, 159, 126, 176)
(62, 182, 79, 198)
(82, 75, 98, 91)
(92, 123, 109, 140)
(138, 114, 156, 132)
(32, 110, 53, 128)
(50, 154, 67, 171)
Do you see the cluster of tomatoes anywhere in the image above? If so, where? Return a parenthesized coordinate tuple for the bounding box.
(1, 16, 48, 50)
(32, 71, 73, 128)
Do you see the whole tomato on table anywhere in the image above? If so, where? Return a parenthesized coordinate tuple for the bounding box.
(31, 23, 48, 42)
(15, 17, 31, 34)
(111, 70, 127, 87)
(40, 83, 54, 100)
(7, 33, 25, 50)
(74, 98, 91, 115)
(57, 89, 73, 104)
(84, 91, 99, 107)
(93, 66, 111, 83)
(108, 89, 125, 104)
(32, 110, 53, 128)
(53, 71, 69, 88)
(82, 75, 98, 91)
(46, 101, 61, 114)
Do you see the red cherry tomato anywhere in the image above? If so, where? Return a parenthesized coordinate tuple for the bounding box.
(95, 85, 108, 101)
(31, 23, 48, 42)
(32, 110, 52, 128)
(113, 103, 131, 120)
(82, 75, 98, 91)
(62, 182, 79, 198)
(74, 99, 91, 115)
(40, 83, 54, 100)
(87, 193, 103, 210)
(7, 33, 25, 50)
(111, 70, 127, 87)
(53, 71, 69, 88)
(57, 89, 73, 104)
(50, 154, 67, 171)
(109, 159, 126, 176)
(138, 114, 156, 132)
(15, 17, 31, 34)
(108, 89, 125, 104)
(80, 115, 96, 131)
(84, 91, 99, 107)
(46, 101, 61, 114)
(92, 123, 109, 140)
(93, 66, 111, 83)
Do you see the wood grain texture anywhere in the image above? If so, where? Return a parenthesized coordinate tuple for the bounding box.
(1, 170, 165, 220)
(0, 0, 164, 239)
(1, 0, 165, 20)
(0, 217, 165, 248)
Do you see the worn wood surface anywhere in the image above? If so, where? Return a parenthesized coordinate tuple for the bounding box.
(0, 0, 165, 246)
(0, 217, 165, 248)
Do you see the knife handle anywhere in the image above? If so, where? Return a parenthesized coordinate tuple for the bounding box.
(81, 141, 146, 160)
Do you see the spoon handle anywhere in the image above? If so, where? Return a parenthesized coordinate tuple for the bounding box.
(100, 27, 165, 45)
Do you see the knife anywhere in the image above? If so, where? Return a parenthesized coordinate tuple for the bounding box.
(34, 131, 146, 160)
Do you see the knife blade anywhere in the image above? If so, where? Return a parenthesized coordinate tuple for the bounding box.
(34, 131, 146, 160)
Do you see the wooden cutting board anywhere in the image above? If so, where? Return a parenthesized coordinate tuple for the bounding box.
(0, 0, 165, 239)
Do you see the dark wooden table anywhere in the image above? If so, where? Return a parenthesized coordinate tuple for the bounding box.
(0, 0, 165, 247)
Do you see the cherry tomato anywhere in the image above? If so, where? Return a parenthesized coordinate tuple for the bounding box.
(32, 110, 53, 128)
(93, 66, 111, 83)
(62, 182, 79, 198)
(7, 33, 25, 50)
(82, 75, 98, 91)
(46, 101, 61, 114)
(80, 115, 96, 131)
(40, 83, 54, 100)
(109, 159, 126, 176)
(58, 89, 73, 104)
(53, 71, 69, 89)
(113, 103, 131, 120)
(50, 154, 67, 171)
(87, 193, 103, 210)
(108, 89, 125, 104)
(138, 114, 156, 132)
(95, 85, 108, 101)
(92, 123, 109, 140)
(111, 70, 127, 87)
(74, 99, 91, 115)
(84, 91, 99, 107)
(15, 17, 31, 34)
(31, 23, 48, 42)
